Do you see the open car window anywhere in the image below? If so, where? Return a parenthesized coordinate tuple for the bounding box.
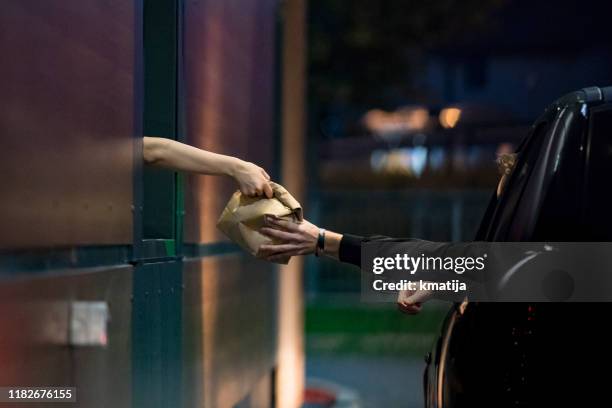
(477, 121, 549, 241)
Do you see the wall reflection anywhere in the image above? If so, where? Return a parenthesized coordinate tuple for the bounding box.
(182, 256, 277, 408)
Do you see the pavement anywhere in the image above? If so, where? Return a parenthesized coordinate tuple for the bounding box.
(305, 355, 425, 408)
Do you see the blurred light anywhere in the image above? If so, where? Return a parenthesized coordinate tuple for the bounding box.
(370, 149, 387, 172)
(386, 148, 412, 175)
(429, 147, 446, 171)
(370, 147, 428, 177)
(439, 107, 462, 129)
(363, 106, 429, 135)
(410, 146, 428, 177)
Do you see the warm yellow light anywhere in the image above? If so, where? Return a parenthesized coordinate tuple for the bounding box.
(402, 107, 429, 130)
(439, 107, 462, 129)
(363, 106, 429, 133)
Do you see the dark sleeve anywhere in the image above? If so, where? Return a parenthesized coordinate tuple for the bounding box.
(338, 233, 479, 266)
(339, 233, 408, 267)
(338, 233, 487, 286)
(338, 233, 364, 266)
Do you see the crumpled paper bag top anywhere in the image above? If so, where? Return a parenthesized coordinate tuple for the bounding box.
(216, 182, 303, 264)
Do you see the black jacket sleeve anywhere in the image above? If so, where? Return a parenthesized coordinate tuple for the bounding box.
(337, 233, 364, 266)
(339, 233, 422, 267)
(338, 233, 486, 273)
(338, 233, 489, 301)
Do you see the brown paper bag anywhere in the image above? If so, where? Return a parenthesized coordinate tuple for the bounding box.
(216, 182, 303, 264)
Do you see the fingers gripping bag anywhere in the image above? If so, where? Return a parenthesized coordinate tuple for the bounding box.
(216, 182, 303, 264)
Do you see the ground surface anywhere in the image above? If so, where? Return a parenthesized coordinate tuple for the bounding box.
(305, 298, 448, 407)
(307, 355, 425, 408)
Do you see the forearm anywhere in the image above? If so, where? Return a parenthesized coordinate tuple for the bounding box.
(143, 136, 241, 177)
(320, 230, 343, 260)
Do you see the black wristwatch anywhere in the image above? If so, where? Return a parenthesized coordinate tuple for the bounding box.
(315, 228, 326, 256)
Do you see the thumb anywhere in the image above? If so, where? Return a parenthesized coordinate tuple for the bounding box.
(263, 182, 274, 199)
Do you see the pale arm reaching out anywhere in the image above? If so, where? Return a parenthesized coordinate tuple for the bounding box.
(143, 136, 273, 198)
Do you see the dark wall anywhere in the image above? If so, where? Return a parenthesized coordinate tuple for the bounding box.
(0, 1, 136, 249)
(0, 2, 137, 407)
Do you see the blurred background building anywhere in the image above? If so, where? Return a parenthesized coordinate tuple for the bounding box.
(303, 0, 612, 406)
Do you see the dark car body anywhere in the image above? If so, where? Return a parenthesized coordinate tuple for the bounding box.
(424, 86, 612, 407)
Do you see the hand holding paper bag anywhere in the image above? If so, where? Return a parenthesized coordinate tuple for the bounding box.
(217, 182, 303, 264)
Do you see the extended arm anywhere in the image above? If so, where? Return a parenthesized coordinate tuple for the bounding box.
(258, 218, 479, 314)
(258, 218, 425, 313)
(258, 216, 400, 266)
(258, 216, 343, 262)
(143, 136, 273, 198)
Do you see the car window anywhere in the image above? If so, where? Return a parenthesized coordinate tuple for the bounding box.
(484, 122, 548, 241)
(582, 104, 612, 240)
(531, 109, 587, 241)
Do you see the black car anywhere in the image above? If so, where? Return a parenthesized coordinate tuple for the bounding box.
(424, 86, 612, 407)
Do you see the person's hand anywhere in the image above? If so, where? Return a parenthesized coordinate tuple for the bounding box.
(230, 159, 273, 198)
(397, 286, 434, 315)
(258, 216, 319, 262)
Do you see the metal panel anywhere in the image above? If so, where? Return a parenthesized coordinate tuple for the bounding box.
(0, 266, 133, 408)
(182, 255, 277, 408)
(182, 0, 278, 244)
(0, 1, 136, 249)
(142, 0, 179, 241)
(132, 261, 183, 408)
